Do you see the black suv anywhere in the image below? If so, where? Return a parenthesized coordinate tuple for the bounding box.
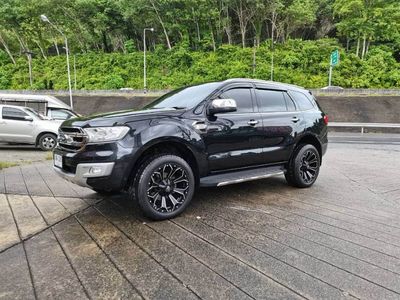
(54, 79, 328, 220)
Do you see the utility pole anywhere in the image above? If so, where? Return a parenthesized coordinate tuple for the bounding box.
(73, 55, 77, 90)
(143, 28, 154, 94)
(270, 40, 275, 81)
(41, 14, 73, 110)
(252, 38, 256, 77)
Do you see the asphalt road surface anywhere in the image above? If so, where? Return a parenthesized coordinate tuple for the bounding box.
(0, 141, 399, 299)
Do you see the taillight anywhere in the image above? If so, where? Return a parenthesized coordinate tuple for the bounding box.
(323, 115, 329, 125)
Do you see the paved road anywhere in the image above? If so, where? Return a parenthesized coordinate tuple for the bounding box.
(0, 144, 49, 164)
(0, 142, 400, 299)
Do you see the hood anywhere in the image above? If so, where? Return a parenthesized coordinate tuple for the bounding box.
(61, 107, 186, 128)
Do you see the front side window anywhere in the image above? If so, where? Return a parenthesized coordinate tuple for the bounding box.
(25, 107, 45, 120)
(290, 91, 315, 111)
(256, 89, 287, 112)
(219, 88, 253, 113)
(2, 107, 29, 120)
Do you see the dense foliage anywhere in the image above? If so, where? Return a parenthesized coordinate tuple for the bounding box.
(0, 0, 399, 89)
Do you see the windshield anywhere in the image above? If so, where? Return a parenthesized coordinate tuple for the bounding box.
(145, 82, 221, 110)
(24, 107, 45, 120)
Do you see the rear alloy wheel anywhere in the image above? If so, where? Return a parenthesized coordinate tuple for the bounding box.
(38, 133, 57, 151)
(132, 154, 195, 220)
(285, 144, 320, 188)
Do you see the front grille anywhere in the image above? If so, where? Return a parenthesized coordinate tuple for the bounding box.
(58, 127, 88, 152)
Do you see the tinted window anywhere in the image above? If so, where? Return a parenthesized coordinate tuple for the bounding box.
(145, 82, 221, 109)
(291, 91, 315, 110)
(25, 107, 44, 120)
(284, 93, 296, 111)
(2, 107, 28, 120)
(219, 88, 253, 113)
(256, 89, 287, 112)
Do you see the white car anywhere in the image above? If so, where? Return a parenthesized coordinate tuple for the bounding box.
(0, 104, 63, 150)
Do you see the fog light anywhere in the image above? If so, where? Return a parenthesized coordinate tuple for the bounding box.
(89, 166, 103, 175)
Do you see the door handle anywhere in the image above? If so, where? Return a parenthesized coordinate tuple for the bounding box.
(247, 120, 259, 126)
(291, 117, 300, 123)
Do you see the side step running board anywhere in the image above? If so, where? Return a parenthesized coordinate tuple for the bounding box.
(200, 165, 285, 187)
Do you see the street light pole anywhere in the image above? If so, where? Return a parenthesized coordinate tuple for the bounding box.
(270, 40, 275, 81)
(143, 28, 154, 94)
(40, 15, 73, 110)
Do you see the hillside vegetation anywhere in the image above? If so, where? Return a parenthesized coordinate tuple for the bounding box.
(0, 0, 399, 89)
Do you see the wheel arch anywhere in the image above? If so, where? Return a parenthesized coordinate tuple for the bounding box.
(125, 139, 201, 190)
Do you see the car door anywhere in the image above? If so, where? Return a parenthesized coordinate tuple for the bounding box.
(203, 84, 265, 172)
(0, 106, 36, 143)
(255, 86, 303, 164)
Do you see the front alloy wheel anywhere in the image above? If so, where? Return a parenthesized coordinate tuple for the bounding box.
(147, 163, 189, 213)
(39, 133, 57, 151)
(133, 154, 195, 220)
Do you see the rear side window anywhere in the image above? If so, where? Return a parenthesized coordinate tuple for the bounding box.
(2, 107, 28, 120)
(219, 88, 253, 113)
(284, 93, 296, 111)
(290, 91, 315, 111)
(256, 89, 287, 112)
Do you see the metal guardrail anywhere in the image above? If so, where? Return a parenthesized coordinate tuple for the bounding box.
(329, 122, 400, 134)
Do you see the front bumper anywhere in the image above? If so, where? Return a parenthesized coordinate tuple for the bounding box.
(54, 162, 115, 187)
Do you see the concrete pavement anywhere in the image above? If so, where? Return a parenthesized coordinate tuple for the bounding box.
(0, 142, 400, 299)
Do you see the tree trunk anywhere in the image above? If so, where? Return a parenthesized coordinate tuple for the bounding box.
(193, 7, 201, 43)
(102, 31, 110, 52)
(53, 38, 60, 55)
(241, 28, 246, 48)
(346, 36, 349, 51)
(252, 21, 262, 48)
(361, 35, 366, 60)
(34, 40, 47, 59)
(210, 23, 216, 51)
(0, 32, 16, 64)
(365, 39, 370, 57)
(150, 0, 172, 50)
(14, 31, 27, 54)
(223, 5, 232, 45)
(356, 37, 360, 57)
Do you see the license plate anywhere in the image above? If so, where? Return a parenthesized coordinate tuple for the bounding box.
(54, 154, 63, 168)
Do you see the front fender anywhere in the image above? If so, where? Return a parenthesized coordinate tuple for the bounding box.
(131, 122, 208, 176)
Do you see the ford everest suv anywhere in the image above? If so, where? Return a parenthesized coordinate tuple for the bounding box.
(53, 79, 328, 220)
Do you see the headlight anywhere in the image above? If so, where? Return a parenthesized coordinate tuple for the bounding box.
(83, 126, 130, 143)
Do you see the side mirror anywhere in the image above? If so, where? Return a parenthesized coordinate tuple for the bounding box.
(208, 99, 237, 115)
(24, 116, 34, 122)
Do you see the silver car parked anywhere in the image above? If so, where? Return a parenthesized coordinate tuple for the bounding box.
(0, 104, 62, 150)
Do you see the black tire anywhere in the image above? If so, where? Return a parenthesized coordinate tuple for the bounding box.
(38, 133, 57, 151)
(285, 144, 320, 188)
(130, 154, 195, 220)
